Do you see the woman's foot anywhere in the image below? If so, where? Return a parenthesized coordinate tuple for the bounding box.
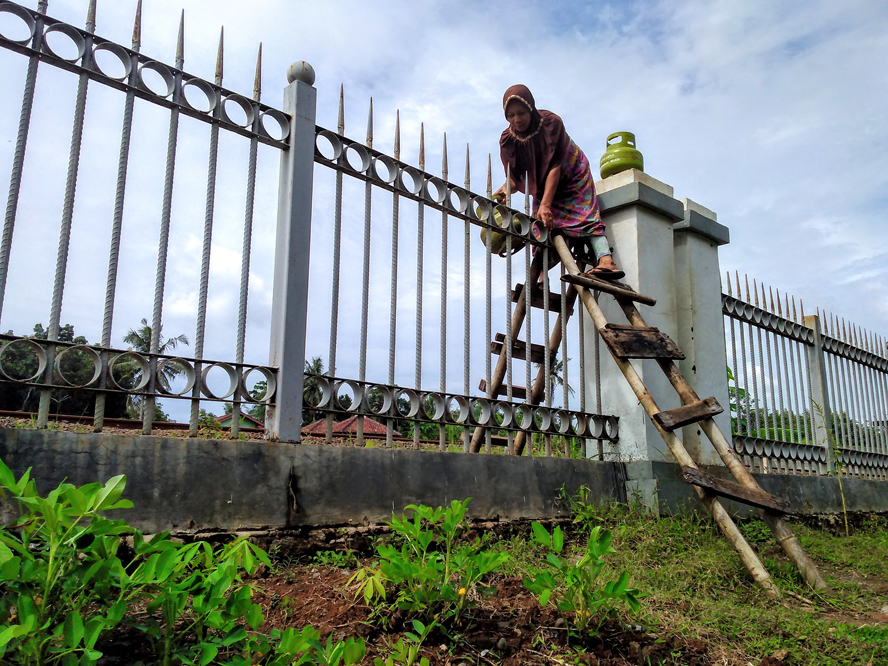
(582, 255, 624, 281)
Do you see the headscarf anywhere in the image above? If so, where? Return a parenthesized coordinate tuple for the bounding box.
(499, 85, 570, 199)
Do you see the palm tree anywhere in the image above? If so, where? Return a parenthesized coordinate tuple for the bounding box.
(120, 318, 189, 420)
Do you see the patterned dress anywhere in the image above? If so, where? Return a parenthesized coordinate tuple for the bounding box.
(534, 139, 604, 238)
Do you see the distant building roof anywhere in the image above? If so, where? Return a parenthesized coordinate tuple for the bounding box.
(302, 415, 401, 437)
(215, 412, 264, 429)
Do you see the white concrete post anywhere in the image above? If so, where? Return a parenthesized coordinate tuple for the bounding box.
(803, 314, 834, 471)
(267, 63, 317, 442)
(586, 169, 685, 465)
(673, 199, 732, 465)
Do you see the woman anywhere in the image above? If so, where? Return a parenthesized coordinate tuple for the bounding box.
(494, 84, 623, 280)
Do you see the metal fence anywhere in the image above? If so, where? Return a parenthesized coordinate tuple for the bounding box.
(723, 273, 888, 480)
(305, 93, 616, 456)
(0, 0, 285, 437)
(0, 0, 617, 455)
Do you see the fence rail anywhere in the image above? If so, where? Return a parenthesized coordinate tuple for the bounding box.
(306, 94, 612, 455)
(0, 0, 615, 456)
(723, 273, 888, 480)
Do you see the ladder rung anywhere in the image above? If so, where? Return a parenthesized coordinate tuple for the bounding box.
(478, 379, 527, 401)
(561, 273, 657, 306)
(512, 283, 571, 314)
(491, 333, 551, 364)
(681, 466, 792, 513)
(653, 397, 724, 431)
(599, 324, 685, 360)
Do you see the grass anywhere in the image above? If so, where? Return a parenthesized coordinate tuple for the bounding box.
(547, 504, 888, 665)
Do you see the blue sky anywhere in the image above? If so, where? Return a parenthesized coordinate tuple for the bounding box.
(0, 0, 886, 420)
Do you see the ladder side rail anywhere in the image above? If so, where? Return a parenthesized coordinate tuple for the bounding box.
(608, 265, 829, 592)
(552, 235, 780, 599)
(470, 251, 545, 452)
(514, 286, 580, 455)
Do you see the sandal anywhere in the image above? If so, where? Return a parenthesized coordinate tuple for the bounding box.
(581, 267, 625, 281)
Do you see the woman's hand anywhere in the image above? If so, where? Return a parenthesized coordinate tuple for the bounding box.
(537, 203, 554, 230)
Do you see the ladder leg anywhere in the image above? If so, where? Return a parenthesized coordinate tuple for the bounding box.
(586, 244, 829, 592)
(552, 235, 781, 599)
(471, 251, 545, 453)
(514, 286, 579, 455)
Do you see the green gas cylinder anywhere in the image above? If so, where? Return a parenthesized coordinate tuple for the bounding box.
(599, 131, 644, 179)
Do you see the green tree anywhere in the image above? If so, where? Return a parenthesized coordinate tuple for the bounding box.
(0, 324, 127, 418)
(303, 356, 325, 426)
(119, 318, 189, 421)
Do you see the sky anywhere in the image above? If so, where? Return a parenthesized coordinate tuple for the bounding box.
(0, 0, 886, 421)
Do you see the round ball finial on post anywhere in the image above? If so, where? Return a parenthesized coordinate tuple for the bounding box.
(286, 61, 315, 85)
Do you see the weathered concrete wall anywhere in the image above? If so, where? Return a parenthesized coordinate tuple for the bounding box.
(1, 429, 884, 534)
(652, 460, 888, 516)
(0, 428, 624, 533)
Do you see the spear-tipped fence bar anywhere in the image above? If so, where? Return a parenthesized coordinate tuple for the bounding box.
(723, 280, 888, 479)
(0, 1, 286, 436)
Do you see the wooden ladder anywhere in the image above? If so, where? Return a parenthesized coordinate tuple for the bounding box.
(472, 233, 828, 598)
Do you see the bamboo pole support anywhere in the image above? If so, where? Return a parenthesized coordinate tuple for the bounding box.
(606, 285, 828, 591)
(513, 285, 580, 455)
(470, 250, 545, 453)
(552, 235, 781, 600)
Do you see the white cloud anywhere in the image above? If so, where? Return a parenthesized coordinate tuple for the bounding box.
(0, 0, 886, 423)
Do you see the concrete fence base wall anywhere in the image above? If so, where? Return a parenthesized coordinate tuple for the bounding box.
(0, 429, 884, 534)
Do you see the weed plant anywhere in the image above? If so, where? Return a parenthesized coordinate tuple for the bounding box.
(0, 459, 365, 666)
(348, 499, 508, 626)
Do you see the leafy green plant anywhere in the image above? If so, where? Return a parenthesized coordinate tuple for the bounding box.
(523, 523, 640, 635)
(312, 549, 359, 569)
(373, 619, 433, 666)
(131, 534, 273, 666)
(0, 460, 366, 666)
(0, 460, 136, 664)
(348, 499, 507, 624)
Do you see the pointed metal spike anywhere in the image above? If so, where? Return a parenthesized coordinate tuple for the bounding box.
(365, 98, 373, 148)
(853, 324, 860, 348)
(841, 318, 847, 343)
(131, 0, 142, 51)
(775, 289, 782, 316)
(752, 279, 758, 306)
(175, 10, 184, 70)
(791, 296, 798, 323)
(523, 171, 529, 213)
(505, 164, 511, 204)
(419, 123, 425, 170)
(735, 271, 741, 300)
(744, 274, 750, 302)
(252, 43, 262, 101)
(769, 286, 775, 313)
(464, 143, 470, 190)
(441, 132, 448, 180)
(725, 272, 732, 296)
(800, 299, 805, 321)
(85, 0, 96, 33)
(394, 110, 401, 160)
(337, 85, 344, 134)
(214, 28, 224, 86)
(785, 294, 790, 321)
(37, 0, 48, 14)
(486, 154, 492, 197)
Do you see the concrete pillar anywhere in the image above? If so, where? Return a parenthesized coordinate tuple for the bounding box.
(673, 199, 732, 465)
(585, 169, 685, 463)
(803, 314, 834, 471)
